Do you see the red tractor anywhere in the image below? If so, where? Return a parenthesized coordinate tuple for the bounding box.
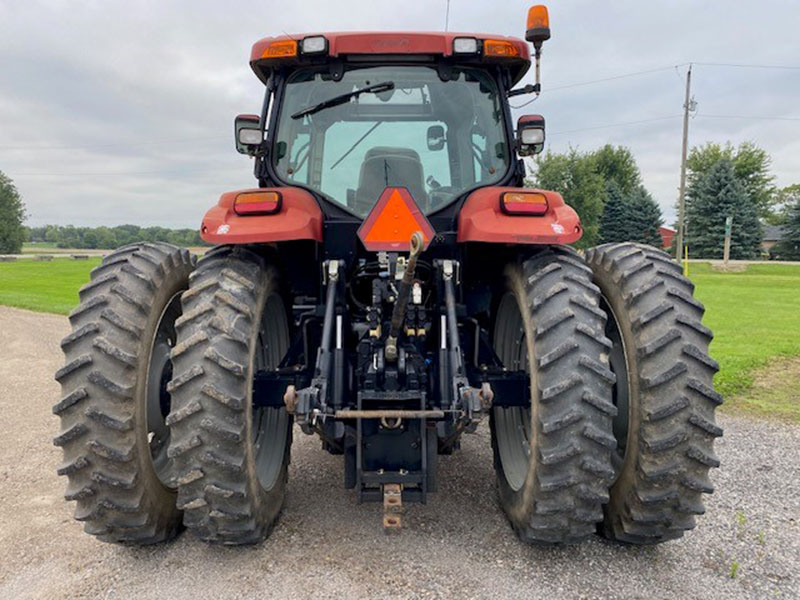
(55, 6, 721, 546)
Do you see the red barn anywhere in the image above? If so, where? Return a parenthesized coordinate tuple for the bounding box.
(659, 226, 676, 250)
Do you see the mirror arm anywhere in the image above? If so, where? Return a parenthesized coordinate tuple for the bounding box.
(507, 84, 539, 98)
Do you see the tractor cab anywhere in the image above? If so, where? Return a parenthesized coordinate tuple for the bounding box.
(227, 26, 550, 223)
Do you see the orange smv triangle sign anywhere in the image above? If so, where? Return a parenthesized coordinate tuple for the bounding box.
(357, 187, 436, 252)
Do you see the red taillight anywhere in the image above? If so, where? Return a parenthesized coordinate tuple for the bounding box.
(234, 191, 282, 215)
(501, 192, 548, 215)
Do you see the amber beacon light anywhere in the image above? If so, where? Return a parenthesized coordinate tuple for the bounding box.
(526, 5, 551, 45)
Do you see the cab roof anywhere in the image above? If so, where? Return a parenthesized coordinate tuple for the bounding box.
(250, 32, 531, 85)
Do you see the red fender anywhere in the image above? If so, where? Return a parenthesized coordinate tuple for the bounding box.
(457, 187, 582, 245)
(200, 187, 323, 245)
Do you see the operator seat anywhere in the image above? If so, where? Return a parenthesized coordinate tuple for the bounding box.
(352, 147, 428, 214)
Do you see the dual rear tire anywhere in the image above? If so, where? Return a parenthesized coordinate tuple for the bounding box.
(54, 243, 195, 543)
(167, 246, 293, 544)
(55, 244, 293, 545)
(490, 243, 721, 545)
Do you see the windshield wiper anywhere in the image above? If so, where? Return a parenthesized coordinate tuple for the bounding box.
(290, 81, 395, 120)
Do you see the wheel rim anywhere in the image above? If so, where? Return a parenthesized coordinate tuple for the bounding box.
(252, 293, 290, 492)
(145, 292, 182, 487)
(493, 293, 533, 492)
(600, 294, 631, 473)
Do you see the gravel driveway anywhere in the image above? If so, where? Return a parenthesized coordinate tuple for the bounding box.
(0, 305, 798, 599)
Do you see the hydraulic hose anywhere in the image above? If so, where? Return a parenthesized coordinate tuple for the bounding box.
(385, 231, 423, 361)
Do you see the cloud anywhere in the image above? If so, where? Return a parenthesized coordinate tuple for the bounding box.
(1, 0, 798, 227)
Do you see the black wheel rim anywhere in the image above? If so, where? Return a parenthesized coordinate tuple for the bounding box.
(493, 293, 533, 492)
(145, 292, 182, 487)
(600, 295, 631, 474)
(252, 293, 290, 492)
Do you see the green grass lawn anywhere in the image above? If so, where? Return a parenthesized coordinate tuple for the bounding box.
(0, 257, 798, 418)
(0, 258, 101, 315)
(690, 263, 800, 393)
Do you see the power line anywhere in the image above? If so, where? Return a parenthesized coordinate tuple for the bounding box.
(693, 61, 800, 70)
(512, 64, 689, 107)
(11, 166, 244, 177)
(513, 59, 799, 107)
(0, 135, 229, 152)
(551, 115, 682, 135)
(547, 64, 690, 92)
(697, 113, 800, 121)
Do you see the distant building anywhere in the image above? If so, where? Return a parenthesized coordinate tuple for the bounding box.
(762, 225, 786, 254)
(659, 226, 676, 250)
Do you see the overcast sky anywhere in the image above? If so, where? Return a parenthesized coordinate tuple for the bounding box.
(1, 0, 799, 228)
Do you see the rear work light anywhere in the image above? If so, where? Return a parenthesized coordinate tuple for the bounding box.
(484, 39, 520, 58)
(501, 192, 548, 215)
(234, 191, 282, 215)
(301, 36, 328, 55)
(262, 40, 297, 58)
(452, 37, 479, 54)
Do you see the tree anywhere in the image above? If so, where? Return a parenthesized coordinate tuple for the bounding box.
(773, 195, 800, 260)
(686, 141, 776, 220)
(686, 159, 761, 259)
(533, 148, 606, 247)
(599, 181, 630, 243)
(0, 171, 26, 254)
(599, 182, 664, 247)
(769, 183, 800, 226)
(627, 185, 664, 248)
(592, 145, 641, 196)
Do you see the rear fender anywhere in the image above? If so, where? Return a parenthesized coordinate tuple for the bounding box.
(200, 187, 323, 245)
(457, 187, 582, 245)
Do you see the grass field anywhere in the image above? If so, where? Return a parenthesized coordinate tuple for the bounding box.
(0, 258, 798, 419)
(0, 258, 101, 314)
(690, 262, 800, 420)
(21, 241, 59, 250)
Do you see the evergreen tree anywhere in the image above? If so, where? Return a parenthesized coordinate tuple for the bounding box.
(599, 181, 631, 243)
(0, 171, 26, 254)
(627, 185, 664, 248)
(686, 141, 776, 220)
(686, 159, 761, 259)
(773, 198, 800, 260)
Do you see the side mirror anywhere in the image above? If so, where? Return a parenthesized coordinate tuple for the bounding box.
(517, 115, 545, 156)
(235, 114, 262, 155)
(426, 125, 446, 151)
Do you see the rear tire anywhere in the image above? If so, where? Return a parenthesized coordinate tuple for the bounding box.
(54, 242, 195, 544)
(490, 247, 617, 544)
(167, 246, 292, 544)
(585, 243, 722, 544)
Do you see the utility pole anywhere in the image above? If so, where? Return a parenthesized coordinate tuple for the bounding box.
(675, 64, 693, 260)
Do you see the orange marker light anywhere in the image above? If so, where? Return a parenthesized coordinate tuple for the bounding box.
(234, 191, 282, 215)
(502, 192, 548, 215)
(483, 40, 520, 58)
(263, 40, 298, 58)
